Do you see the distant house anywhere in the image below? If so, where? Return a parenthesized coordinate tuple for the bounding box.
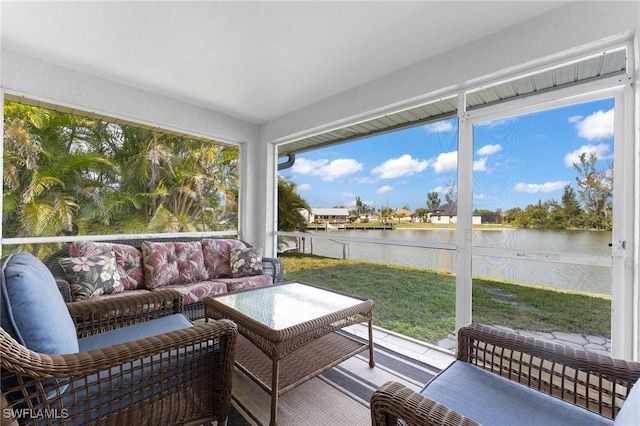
(301, 208, 350, 223)
(393, 208, 414, 222)
(429, 205, 482, 225)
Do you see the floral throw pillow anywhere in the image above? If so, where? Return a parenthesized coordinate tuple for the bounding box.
(229, 247, 263, 278)
(201, 238, 247, 279)
(70, 241, 144, 290)
(141, 241, 208, 289)
(58, 253, 123, 301)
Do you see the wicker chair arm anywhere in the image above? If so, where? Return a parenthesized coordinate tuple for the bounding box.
(0, 319, 237, 378)
(55, 278, 72, 302)
(66, 289, 184, 337)
(370, 381, 480, 426)
(262, 257, 284, 283)
(458, 323, 640, 384)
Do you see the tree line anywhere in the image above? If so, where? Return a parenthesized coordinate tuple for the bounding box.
(490, 153, 612, 230)
(338, 152, 613, 231)
(3, 102, 239, 257)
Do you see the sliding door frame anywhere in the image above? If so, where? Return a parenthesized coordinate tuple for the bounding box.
(455, 73, 634, 358)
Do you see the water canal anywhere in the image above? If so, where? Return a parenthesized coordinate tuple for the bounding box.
(295, 228, 612, 295)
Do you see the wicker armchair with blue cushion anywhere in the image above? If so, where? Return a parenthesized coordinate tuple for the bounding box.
(1, 252, 237, 426)
(371, 323, 640, 426)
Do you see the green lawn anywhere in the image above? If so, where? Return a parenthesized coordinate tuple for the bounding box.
(280, 253, 611, 344)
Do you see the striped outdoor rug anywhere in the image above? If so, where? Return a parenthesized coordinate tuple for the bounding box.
(227, 333, 442, 426)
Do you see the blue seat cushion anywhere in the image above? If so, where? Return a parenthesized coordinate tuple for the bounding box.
(420, 361, 613, 426)
(615, 379, 640, 425)
(56, 314, 205, 425)
(0, 252, 78, 354)
(78, 313, 193, 350)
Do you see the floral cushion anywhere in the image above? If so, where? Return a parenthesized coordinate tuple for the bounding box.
(58, 253, 123, 301)
(213, 274, 272, 292)
(229, 247, 263, 278)
(70, 241, 144, 290)
(141, 241, 208, 289)
(152, 280, 228, 305)
(201, 238, 247, 279)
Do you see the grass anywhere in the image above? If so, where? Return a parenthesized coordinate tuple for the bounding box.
(280, 253, 611, 344)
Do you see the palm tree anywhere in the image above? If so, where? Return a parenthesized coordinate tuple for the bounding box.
(3, 102, 241, 255)
(277, 177, 310, 232)
(3, 103, 113, 255)
(100, 125, 239, 233)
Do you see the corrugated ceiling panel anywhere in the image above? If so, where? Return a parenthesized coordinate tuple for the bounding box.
(279, 47, 626, 157)
(601, 49, 627, 74)
(375, 116, 401, 127)
(466, 48, 626, 110)
(556, 65, 576, 85)
(279, 96, 457, 155)
(576, 56, 601, 80)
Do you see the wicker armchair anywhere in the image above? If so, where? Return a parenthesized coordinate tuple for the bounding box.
(371, 323, 640, 426)
(1, 253, 237, 426)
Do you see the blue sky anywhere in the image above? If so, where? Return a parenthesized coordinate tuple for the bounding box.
(278, 97, 615, 212)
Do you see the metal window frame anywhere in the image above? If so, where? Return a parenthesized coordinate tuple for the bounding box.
(460, 72, 633, 358)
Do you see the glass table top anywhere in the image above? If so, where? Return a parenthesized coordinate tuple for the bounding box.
(210, 282, 368, 330)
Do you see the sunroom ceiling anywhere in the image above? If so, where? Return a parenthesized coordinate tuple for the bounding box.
(280, 46, 627, 156)
(2, 1, 570, 125)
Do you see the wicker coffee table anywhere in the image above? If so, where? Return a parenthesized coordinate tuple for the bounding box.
(204, 281, 375, 426)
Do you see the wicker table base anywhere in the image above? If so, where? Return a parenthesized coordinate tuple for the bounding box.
(236, 331, 368, 396)
(205, 282, 375, 426)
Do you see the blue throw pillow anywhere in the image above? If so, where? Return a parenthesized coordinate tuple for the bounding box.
(1, 253, 79, 354)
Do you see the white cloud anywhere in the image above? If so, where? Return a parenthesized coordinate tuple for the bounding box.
(476, 144, 502, 156)
(292, 158, 327, 175)
(473, 157, 488, 171)
(297, 183, 311, 190)
(342, 191, 355, 197)
(572, 108, 614, 140)
(563, 143, 611, 167)
(513, 181, 569, 193)
(377, 185, 393, 194)
(431, 186, 446, 193)
(432, 151, 457, 174)
(292, 157, 363, 181)
(424, 121, 455, 133)
(372, 154, 429, 179)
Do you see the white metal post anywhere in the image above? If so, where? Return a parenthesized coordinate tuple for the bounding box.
(455, 94, 474, 332)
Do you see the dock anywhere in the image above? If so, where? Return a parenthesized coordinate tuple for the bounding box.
(305, 224, 394, 231)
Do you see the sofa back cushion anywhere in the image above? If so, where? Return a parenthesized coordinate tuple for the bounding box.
(201, 238, 246, 279)
(0, 253, 79, 354)
(70, 241, 144, 290)
(141, 241, 208, 289)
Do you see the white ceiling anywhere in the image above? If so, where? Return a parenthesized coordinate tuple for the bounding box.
(1, 1, 570, 124)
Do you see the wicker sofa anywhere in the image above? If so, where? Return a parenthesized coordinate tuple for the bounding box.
(371, 323, 640, 426)
(43, 235, 284, 320)
(1, 252, 238, 426)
